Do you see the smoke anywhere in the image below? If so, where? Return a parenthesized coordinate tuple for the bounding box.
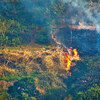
(20, 0, 54, 24)
(62, 0, 100, 33)
(61, 0, 100, 54)
(20, 0, 100, 54)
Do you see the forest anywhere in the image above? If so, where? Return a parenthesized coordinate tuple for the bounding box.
(0, 0, 100, 100)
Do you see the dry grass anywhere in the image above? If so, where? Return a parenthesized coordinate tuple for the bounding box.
(0, 65, 17, 78)
(0, 45, 68, 92)
(0, 66, 16, 73)
(1, 45, 67, 75)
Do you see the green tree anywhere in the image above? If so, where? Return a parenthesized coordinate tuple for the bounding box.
(41, 88, 66, 100)
(8, 78, 40, 100)
(74, 84, 100, 100)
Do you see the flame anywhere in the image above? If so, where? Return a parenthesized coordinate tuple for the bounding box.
(64, 52, 72, 70)
(64, 47, 81, 71)
(79, 22, 83, 26)
(69, 22, 96, 30)
(51, 31, 81, 72)
(73, 49, 81, 61)
(51, 31, 61, 45)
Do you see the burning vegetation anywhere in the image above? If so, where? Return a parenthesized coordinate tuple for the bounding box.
(69, 22, 96, 30)
(64, 47, 81, 71)
(0, 0, 100, 100)
(51, 31, 82, 73)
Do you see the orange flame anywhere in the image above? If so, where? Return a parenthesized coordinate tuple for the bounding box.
(73, 49, 81, 61)
(69, 22, 96, 30)
(64, 47, 81, 71)
(64, 52, 72, 70)
(51, 31, 61, 45)
(51, 31, 81, 72)
(79, 22, 83, 26)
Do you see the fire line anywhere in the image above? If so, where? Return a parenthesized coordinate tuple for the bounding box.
(64, 47, 81, 71)
(51, 31, 81, 72)
(69, 22, 96, 30)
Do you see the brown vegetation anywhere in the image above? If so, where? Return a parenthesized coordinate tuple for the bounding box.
(0, 45, 68, 93)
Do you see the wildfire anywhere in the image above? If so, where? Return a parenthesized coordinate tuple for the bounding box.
(51, 31, 61, 45)
(51, 31, 81, 72)
(64, 47, 81, 71)
(64, 52, 72, 71)
(69, 22, 96, 30)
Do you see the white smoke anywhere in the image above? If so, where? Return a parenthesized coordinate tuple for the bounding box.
(62, 0, 100, 33)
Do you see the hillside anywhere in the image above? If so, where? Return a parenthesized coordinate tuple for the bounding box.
(0, 45, 100, 100)
(0, 0, 100, 100)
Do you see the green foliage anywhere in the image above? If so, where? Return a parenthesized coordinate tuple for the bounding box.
(83, 56, 100, 68)
(0, 1, 99, 100)
(8, 78, 40, 100)
(64, 95, 73, 100)
(74, 84, 100, 100)
(41, 88, 66, 100)
(1, 75, 21, 81)
(0, 0, 69, 46)
(49, 1, 65, 16)
(0, 18, 22, 46)
(22, 92, 36, 100)
(35, 28, 50, 44)
(0, 69, 18, 81)
(0, 89, 17, 100)
(45, 45, 52, 49)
